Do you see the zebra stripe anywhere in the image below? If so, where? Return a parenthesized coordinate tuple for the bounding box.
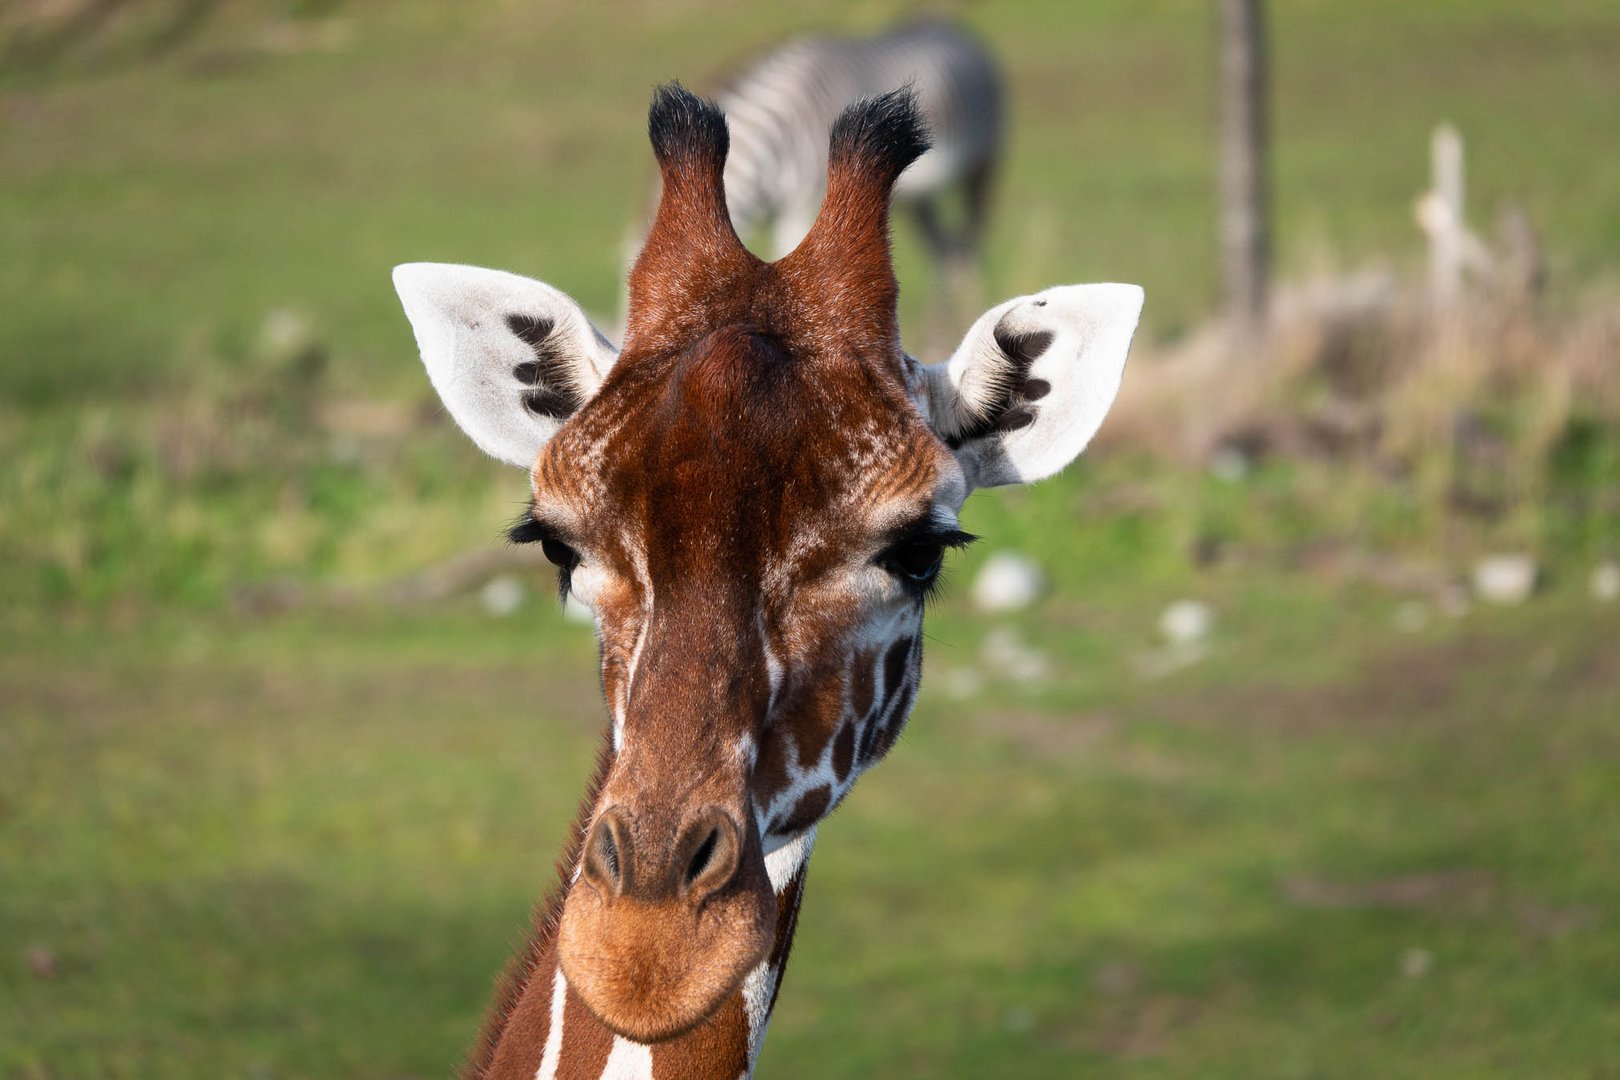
(715, 18, 1002, 258)
(615, 20, 1002, 346)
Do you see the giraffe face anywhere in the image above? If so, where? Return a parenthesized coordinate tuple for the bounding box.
(392, 86, 1141, 1046)
(538, 324, 966, 844)
(528, 320, 965, 1043)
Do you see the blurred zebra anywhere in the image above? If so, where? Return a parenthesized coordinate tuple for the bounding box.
(716, 19, 1003, 263)
(623, 20, 1003, 347)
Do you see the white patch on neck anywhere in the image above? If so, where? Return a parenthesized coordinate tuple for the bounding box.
(764, 826, 815, 892)
(740, 827, 817, 1075)
(739, 965, 777, 1075)
(535, 964, 568, 1080)
(600, 1037, 654, 1079)
(534, 953, 652, 1080)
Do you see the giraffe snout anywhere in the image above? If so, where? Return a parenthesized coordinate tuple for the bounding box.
(581, 804, 745, 904)
(559, 799, 775, 1042)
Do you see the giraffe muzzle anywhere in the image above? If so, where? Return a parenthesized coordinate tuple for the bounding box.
(557, 800, 776, 1043)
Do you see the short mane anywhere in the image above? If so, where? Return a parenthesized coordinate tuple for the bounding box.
(461, 733, 616, 1079)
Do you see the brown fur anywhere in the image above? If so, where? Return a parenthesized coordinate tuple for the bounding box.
(646, 995, 752, 1079)
(778, 785, 833, 835)
(471, 85, 946, 1073)
(553, 984, 616, 1078)
(763, 870, 808, 1018)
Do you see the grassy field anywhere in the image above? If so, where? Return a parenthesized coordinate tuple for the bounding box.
(4, 0, 1620, 1076)
(6, 571, 1620, 1078)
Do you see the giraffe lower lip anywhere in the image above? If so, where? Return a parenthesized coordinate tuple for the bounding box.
(556, 878, 776, 1043)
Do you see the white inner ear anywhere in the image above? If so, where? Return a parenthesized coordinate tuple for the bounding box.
(392, 262, 619, 469)
(918, 283, 1143, 489)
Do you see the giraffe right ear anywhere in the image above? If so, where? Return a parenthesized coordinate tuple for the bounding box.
(392, 263, 619, 468)
(914, 284, 1143, 490)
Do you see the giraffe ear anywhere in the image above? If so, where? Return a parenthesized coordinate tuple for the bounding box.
(392, 263, 619, 468)
(915, 284, 1143, 489)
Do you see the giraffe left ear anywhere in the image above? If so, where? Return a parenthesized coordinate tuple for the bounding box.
(393, 263, 620, 469)
(914, 284, 1143, 489)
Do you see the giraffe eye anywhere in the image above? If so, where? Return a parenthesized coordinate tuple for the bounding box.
(884, 538, 946, 584)
(539, 536, 580, 572)
(878, 527, 977, 594)
(508, 512, 582, 602)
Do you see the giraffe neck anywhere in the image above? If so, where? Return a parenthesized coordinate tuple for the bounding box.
(471, 823, 817, 1080)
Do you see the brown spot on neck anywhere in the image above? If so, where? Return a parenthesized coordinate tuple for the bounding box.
(650, 993, 752, 1079)
(776, 784, 833, 835)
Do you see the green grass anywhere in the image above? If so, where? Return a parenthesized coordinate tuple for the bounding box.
(4, 0, 1620, 402)
(5, 576, 1619, 1077)
(4, 0, 1620, 1076)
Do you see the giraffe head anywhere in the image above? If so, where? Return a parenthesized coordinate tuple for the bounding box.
(393, 85, 1141, 1044)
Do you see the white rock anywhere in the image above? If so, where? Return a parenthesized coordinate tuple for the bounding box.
(971, 552, 1047, 614)
(1592, 562, 1620, 603)
(326, 433, 364, 466)
(1400, 947, 1434, 979)
(1438, 583, 1472, 619)
(1472, 554, 1538, 605)
(259, 308, 314, 357)
(980, 626, 1049, 683)
(1209, 445, 1250, 483)
(1159, 600, 1213, 645)
(1393, 601, 1430, 634)
(1134, 641, 1209, 680)
(480, 575, 525, 617)
(938, 666, 985, 701)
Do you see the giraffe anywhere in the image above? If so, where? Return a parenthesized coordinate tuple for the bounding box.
(392, 84, 1142, 1080)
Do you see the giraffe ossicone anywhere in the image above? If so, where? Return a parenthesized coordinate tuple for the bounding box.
(393, 83, 1142, 1078)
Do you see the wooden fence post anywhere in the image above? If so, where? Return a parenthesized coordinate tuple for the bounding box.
(1218, 0, 1271, 338)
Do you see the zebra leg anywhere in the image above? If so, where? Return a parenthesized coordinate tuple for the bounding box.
(950, 159, 996, 323)
(960, 157, 995, 259)
(909, 195, 959, 358)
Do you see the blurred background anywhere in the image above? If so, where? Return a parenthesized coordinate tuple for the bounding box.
(3, 1, 1618, 1076)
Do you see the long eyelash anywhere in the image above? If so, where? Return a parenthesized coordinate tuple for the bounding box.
(886, 518, 979, 550)
(507, 512, 549, 546)
(504, 510, 573, 605)
(926, 532, 979, 607)
(895, 527, 979, 606)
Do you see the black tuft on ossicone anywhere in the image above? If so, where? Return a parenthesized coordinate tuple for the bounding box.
(827, 86, 932, 186)
(647, 82, 729, 169)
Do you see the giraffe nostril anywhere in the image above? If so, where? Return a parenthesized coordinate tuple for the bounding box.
(685, 827, 720, 887)
(599, 826, 620, 881)
(583, 808, 631, 896)
(678, 809, 742, 900)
